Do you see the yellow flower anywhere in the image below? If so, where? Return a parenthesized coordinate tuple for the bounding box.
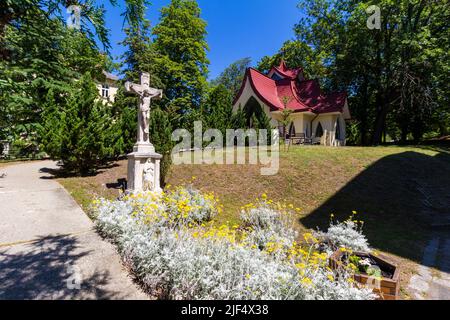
(245, 274, 251, 279)
(301, 277, 313, 286)
(327, 275, 334, 282)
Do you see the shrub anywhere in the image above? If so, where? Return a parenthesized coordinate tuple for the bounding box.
(316, 215, 371, 253)
(93, 189, 375, 300)
(41, 73, 122, 174)
(240, 200, 297, 250)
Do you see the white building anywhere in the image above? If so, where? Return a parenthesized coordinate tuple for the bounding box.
(233, 61, 351, 146)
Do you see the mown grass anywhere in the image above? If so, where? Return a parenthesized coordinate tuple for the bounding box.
(54, 145, 450, 299)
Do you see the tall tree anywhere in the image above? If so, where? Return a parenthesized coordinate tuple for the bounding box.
(260, 0, 449, 144)
(203, 84, 233, 135)
(211, 57, 251, 96)
(151, 0, 209, 127)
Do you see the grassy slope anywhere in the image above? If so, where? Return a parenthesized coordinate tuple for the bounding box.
(56, 145, 450, 298)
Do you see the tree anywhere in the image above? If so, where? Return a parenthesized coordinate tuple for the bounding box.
(151, 0, 209, 127)
(211, 57, 251, 96)
(261, 0, 449, 145)
(203, 84, 233, 135)
(41, 73, 121, 174)
(0, 15, 106, 152)
(280, 108, 293, 139)
(231, 104, 246, 130)
(149, 108, 174, 186)
(0, 0, 150, 155)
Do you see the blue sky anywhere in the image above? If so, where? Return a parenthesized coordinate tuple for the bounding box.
(101, 0, 301, 80)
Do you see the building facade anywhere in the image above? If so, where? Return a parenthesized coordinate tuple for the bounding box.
(96, 71, 120, 103)
(233, 61, 351, 146)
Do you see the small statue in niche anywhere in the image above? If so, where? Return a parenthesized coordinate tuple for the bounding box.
(142, 159, 155, 191)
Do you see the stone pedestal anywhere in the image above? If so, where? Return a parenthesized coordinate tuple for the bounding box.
(127, 142, 162, 193)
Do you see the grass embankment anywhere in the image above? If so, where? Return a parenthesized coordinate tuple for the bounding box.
(56, 145, 450, 299)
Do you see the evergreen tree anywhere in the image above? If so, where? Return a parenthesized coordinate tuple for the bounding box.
(149, 108, 174, 185)
(203, 84, 233, 136)
(41, 73, 121, 174)
(231, 104, 246, 130)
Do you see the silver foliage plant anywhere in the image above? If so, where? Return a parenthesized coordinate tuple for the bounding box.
(94, 190, 375, 300)
(317, 220, 371, 253)
(240, 203, 297, 251)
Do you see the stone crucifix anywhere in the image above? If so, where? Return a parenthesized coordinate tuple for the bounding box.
(125, 72, 163, 148)
(125, 72, 163, 193)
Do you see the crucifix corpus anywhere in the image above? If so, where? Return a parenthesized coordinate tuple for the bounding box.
(124, 72, 163, 193)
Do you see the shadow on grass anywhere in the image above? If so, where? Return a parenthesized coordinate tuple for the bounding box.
(301, 151, 450, 268)
(38, 162, 121, 180)
(0, 235, 122, 299)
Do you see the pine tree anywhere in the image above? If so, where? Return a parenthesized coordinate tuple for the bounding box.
(231, 104, 246, 129)
(42, 73, 121, 174)
(203, 84, 233, 136)
(149, 108, 174, 185)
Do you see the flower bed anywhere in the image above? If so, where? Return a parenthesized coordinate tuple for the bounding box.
(329, 250, 400, 300)
(92, 187, 376, 300)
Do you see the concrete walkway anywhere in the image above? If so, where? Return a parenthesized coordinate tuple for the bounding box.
(0, 161, 147, 300)
(408, 179, 450, 300)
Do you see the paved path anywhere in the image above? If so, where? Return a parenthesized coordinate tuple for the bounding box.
(0, 161, 147, 300)
(408, 179, 450, 300)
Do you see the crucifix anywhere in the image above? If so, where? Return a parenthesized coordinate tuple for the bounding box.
(125, 72, 163, 148)
(125, 72, 163, 193)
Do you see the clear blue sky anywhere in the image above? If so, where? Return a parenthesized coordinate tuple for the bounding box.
(101, 0, 301, 79)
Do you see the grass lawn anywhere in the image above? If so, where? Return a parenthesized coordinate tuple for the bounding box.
(56, 145, 450, 299)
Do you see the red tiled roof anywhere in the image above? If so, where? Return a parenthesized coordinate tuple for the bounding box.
(234, 66, 347, 115)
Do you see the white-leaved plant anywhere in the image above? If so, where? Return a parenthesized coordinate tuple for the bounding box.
(93, 189, 375, 300)
(317, 220, 371, 253)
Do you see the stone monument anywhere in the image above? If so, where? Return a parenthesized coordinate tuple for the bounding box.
(125, 72, 163, 193)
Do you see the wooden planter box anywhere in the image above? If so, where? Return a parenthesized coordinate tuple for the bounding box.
(329, 250, 400, 300)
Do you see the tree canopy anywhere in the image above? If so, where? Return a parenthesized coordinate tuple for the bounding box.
(258, 0, 449, 144)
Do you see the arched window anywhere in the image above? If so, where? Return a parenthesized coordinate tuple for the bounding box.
(335, 119, 341, 140)
(289, 122, 296, 137)
(315, 122, 324, 138)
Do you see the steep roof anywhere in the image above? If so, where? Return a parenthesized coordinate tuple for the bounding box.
(270, 60, 303, 80)
(234, 65, 347, 115)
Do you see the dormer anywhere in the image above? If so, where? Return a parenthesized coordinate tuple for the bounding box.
(267, 60, 304, 81)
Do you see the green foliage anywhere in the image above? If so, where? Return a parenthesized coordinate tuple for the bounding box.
(149, 108, 174, 186)
(259, 0, 449, 145)
(211, 57, 251, 96)
(231, 104, 247, 130)
(41, 73, 122, 174)
(203, 84, 233, 135)
(111, 87, 138, 153)
(151, 0, 209, 127)
(280, 108, 293, 139)
(0, 0, 152, 158)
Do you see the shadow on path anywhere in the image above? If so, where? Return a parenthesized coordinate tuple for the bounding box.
(0, 235, 122, 300)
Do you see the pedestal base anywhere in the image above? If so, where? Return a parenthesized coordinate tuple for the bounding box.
(133, 142, 155, 153)
(127, 150, 163, 193)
